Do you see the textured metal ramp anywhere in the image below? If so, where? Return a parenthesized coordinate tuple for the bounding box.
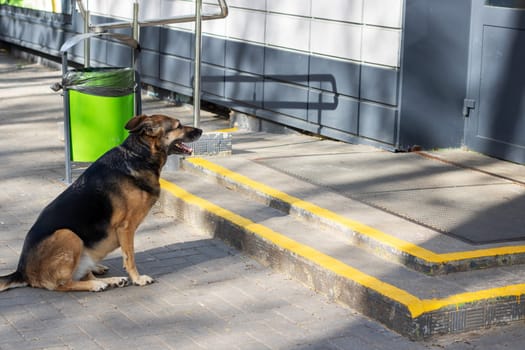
(189, 131, 232, 156)
(256, 152, 525, 244)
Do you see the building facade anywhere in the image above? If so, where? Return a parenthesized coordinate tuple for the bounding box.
(1, 0, 524, 163)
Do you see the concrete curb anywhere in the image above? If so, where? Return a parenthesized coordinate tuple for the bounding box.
(159, 174, 525, 340)
(180, 158, 525, 275)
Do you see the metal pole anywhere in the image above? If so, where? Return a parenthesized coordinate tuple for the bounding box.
(193, 0, 202, 128)
(132, 1, 140, 116)
(62, 52, 73, 184)
(132, 1, 140, 42)
(76, 0, 90, 67)
(84, 9, 90, 67)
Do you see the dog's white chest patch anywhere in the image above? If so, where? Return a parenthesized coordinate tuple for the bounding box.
(73, 253, 97, 280)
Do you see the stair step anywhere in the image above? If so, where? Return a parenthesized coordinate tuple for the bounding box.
(180, 157, 525, 275)
(159, 169, 525, 339)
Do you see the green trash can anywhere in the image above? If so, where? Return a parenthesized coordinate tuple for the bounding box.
(64, 67, 135, 162)
(57, 32, 140, 183)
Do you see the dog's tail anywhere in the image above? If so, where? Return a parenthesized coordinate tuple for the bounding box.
(0, 271, 27, 292)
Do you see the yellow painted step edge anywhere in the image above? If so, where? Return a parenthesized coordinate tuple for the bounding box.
(186, 157, 525, 264)
(160, 178, 525, 319)
(213, 127, 238, 133)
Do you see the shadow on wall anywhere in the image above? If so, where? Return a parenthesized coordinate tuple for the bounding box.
(201, 73, 338, 112)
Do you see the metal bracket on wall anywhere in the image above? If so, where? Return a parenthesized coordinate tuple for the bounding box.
(462, 98, 476, 117)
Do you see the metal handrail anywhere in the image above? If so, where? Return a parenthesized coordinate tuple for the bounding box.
(75, 0, 228, 31)
(75, 0, 228, 128)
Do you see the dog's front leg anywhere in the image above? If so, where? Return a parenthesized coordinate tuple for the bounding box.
(118, 228, 154, 286)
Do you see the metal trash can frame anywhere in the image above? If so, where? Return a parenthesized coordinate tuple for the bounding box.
(57, 32, 141, 183)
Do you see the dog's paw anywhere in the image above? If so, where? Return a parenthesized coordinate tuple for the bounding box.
(90, 280, 109, 292)
(92, 264, 109, 275)
(133, 275, 155, 286)
(108, 277, 129, 288)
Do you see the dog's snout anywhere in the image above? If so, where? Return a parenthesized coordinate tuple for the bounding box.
(193, 128, 203, 138)
(185, 127, 202, 142)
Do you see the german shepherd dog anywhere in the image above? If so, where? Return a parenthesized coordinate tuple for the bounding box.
(0, 114, 202, 292)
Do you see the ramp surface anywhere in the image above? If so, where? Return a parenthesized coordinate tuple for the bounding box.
(256, 152, 525, 244)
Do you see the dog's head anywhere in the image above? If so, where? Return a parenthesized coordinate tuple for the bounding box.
(125, 114, 202, 155)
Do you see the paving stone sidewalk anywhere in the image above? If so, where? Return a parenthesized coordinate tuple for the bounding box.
(1, 50, 524, 349)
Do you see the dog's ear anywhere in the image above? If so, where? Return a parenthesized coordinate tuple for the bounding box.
(125, 115, 148, 133)
(125, 115, 162, 136)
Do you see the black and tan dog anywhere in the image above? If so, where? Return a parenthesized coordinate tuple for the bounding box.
(0, 114, 202, 292)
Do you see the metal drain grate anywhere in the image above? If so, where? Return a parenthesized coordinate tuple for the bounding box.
(164, 132, 232, 172)
(187, 131, 232, 156)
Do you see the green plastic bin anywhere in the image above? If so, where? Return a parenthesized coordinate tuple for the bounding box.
(64, 67, 135, 162)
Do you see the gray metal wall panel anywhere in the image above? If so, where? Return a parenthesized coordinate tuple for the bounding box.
(264, 47, 309, 88)
(0, 18, 65, 55)
(142, 75, 193, 98)
(199, 63, 225, 97)
(160, 27, 192, 58)
(263, 80, 309, 120)
(0, 13, 404, 150)
(308, 91, 358, 134)
(309, 55, 360, 98)
(67, 31, 84, 59)
(202, 35, 225, 66)
(140, 27, 160, 51)
(159, 55, 192, 87)
(71, 10, 84, 33)
(0, 16, 12, 38)
(257, 108, 319, 134)
(107, 42, 134, 68)
(361, 65, 398, 106)
(359, 102, 397, 144)
(139, 50, 160, 79)
(225, 40, 264, 75)
(464, 4, 525, 164)
(477, 25, 525, 145)
(399, 0, 470, 149)
(89, 37, 108, 66)
(224, 70, 264, 108)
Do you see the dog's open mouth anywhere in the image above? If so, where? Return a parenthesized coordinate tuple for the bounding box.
(169, 141, 193, 155)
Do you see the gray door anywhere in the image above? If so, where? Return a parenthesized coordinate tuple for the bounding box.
(465, 0, 525, 163)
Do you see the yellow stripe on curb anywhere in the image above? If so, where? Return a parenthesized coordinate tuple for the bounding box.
(420, 285, 525, 315)
(159, 178, 423, 316)
(213, 127, 238, 133)
(185, 157, 525, 265)
(160, 178, 525, 318)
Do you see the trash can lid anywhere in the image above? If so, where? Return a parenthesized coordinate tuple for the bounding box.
(63, 67, 136, 97)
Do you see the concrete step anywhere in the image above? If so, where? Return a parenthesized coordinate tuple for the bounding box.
(159, 166, 525, 340)
(179, 156, 525, 275)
